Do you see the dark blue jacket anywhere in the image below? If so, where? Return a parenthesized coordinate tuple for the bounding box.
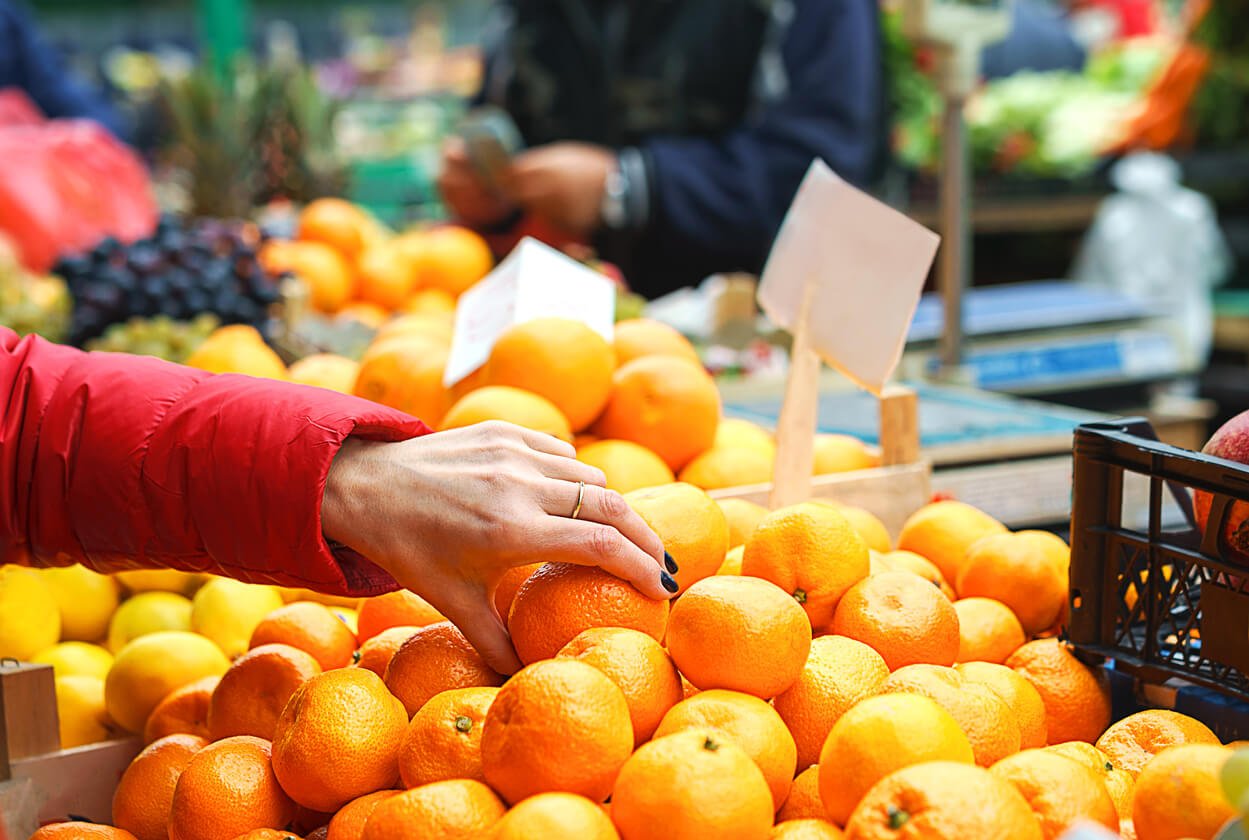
(479, 0, 884, 297)
(0, 0, 125, 137)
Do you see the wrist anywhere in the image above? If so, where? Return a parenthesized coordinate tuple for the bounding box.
(323, 437, 372, 551)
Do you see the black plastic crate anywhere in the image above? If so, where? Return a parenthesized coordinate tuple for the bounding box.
(1069, 419, 1249, 702)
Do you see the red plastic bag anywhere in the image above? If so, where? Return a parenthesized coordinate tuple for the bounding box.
(0, 105, 157, 272)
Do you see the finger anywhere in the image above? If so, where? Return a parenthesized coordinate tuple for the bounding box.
(513, 427, 576, 458)
(535, 454, 606, 487)
(543, 482, 665, 565)
(438, 592, 523, 675)
(443, 135, 469, 162)
(541, 518, 675, 601)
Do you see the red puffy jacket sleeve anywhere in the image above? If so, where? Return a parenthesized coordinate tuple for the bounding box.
(0, 327, 429, 596)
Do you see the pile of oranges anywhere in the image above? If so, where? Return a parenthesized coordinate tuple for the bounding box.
(21, 495, 1245, 840)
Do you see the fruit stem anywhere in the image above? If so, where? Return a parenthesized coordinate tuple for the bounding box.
(793, 588, 808, 605)
(887, 805, 910, 829)
(703, 736, 720, 752)
(455, 716, 473, 733)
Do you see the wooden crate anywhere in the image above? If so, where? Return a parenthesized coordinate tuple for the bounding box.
(711, 383, 930, 536)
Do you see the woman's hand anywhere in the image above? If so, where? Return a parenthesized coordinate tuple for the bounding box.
(322, 422, 675, 674)
(504, 142, 615, 236)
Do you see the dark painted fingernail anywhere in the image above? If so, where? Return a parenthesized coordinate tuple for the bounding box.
(664, 551, 679, 574)
(660, 570, 679, 593)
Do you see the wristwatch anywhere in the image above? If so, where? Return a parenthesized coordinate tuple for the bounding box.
(600, 158, 629, 230)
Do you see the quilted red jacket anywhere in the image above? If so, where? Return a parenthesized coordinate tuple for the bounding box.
(0, 327, 429, 596)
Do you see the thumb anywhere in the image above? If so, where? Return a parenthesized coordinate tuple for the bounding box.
(440, 595, 524, 676)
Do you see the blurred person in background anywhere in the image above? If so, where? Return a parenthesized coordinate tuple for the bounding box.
(0, 0, 125, 136)
(438, 0, 886, 298)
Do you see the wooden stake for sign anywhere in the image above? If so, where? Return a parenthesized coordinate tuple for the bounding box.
(769, 282, 820, 509)
(879, 385, 920, 467)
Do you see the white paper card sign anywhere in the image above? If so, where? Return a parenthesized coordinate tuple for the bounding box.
(757, 159, 940, 394)
(443, 237, 616, 387)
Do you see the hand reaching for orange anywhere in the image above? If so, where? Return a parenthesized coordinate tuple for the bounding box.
(322, 421, 675, 674)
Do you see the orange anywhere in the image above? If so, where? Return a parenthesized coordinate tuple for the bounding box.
(480, 658, 633, 804)
(717, 499, 769, 548)
(1045, 742, 1135, 819)
(283, 241, 356, 313)
(352, 626, 417, 677)
(351, 339, 452, 427)
(774, 635, 890, 772)
(439, 385, 573, 443)
(324, 788, 397, 833)
(168, 736, 298, 840)
(610, 729, 774, 840)
(953, 597, 1026, 664)
(1132, 744, 1234, 840)
(30, 826, 137, 840)
(491, 792, 620, 840)
(298, 198, 369, 261)
(143, 675, 218, 744)
(870, 550, 954, 600)
(666, 575, 811, 699)
(558, 627, 683, 746)
(778, 765, 826, 822)
(1095, 710, 1220, 778)
(287, 354, 360, 395)
(356, 245, 416, 310)
(654, 689, 797, 811)
(817, 503, 891, 553)
(113, 733, 207, 840)
(990, 749, 1118, 838)
(956, 661, 1048, 750)
(484, 317, 615, 432)
(577, 439, 675, 494)
(272, 668, 408, 812)
(813, 435, 878, 475)
(817, 693, 974, 825)
(250, 602, 356, 671)
(843, 761, 1043, 840)
(771, 821, 845, 840)
(1006, 639, 1112, 745)
(370, 313, 453, 348)
(957, 532, 1067, 635)
(831, 571, 959, 671)
(593, 356, 721, 471)
(492, 563, 541, 620)
(742, 502, 870, 630)
(896, 501, 1008, 590)
(325, 790, 399, 840)
(612, 318, 700, 366)
(400, 288, 456, 318)
(678, 446, 774, 491)
(506, 563, 669, 665)
(624, 482, 729, 595)
(336, 301, 390, 329)
(356, 590, 444, 643)
(383, 621, 504, 716)
(359, 779, 505, 840)
(1018, 529, 1071, 571)
(207, 643, 322, 741)
(396, 686, 497, 788)
(230, 832, 302, 840)
(877, 664, 1022, 767)
(407, 225, 493, 298)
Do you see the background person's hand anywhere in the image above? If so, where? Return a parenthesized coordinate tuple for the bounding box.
(436, 137, 516, 228)
(322, 421, 675, 673)
(504, 142, 615, 237)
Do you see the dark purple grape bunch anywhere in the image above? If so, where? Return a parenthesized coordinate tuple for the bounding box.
(58, 214, 284, 346)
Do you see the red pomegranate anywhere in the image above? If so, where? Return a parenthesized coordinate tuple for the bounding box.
(1193, 410, 1249, 564)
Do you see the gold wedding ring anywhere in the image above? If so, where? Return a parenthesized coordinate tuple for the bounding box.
(571, 481, 586, 520)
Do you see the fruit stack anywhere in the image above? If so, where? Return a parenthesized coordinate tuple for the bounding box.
(55, 215, 282, 352)
(5, 494, 1245, 840)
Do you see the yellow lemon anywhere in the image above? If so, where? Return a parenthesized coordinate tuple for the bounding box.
(714, 418, 776, 457)
(104, 631, 230, 734)
(107, 591, 193, 653)
(811, 502, 893, 553)
(332, 607, 359, 635)
(277, 586, 362, 609)
(190, 577, 284, 658)
(31, 641, 114, 679)
(813, 434, 878, 474)
(40, 564, 120, 642)
(114, 569, 202, 595)
(717, 545, 745, 575)
(716, 499, 770, 549)
(0, 565, 60, 659)
(678, 446, 775, 491)
(55, 674, 114, 748)
(576, 439, 676, 494)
